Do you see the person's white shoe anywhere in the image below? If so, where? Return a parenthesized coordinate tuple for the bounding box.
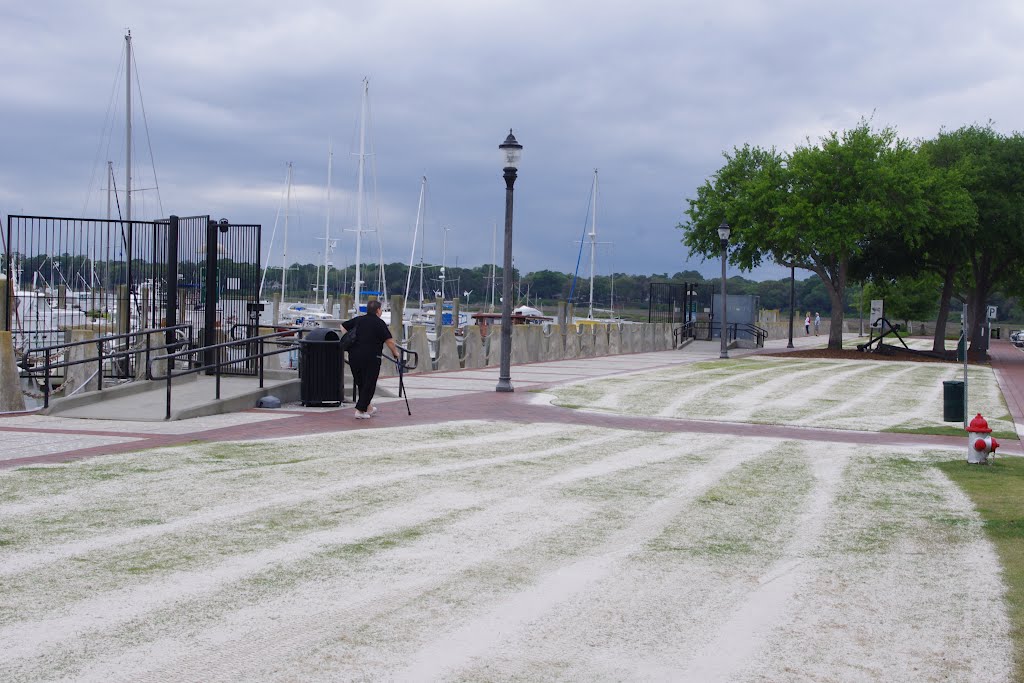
(368, 406, 379, 416)
(354, 410, 371, 420)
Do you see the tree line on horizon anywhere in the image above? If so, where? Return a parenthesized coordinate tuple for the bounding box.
(265, 260, 1024, 323)
(680, 120, 1024, 353)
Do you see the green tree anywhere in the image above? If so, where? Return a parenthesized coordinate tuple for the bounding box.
(681, 122, 934, 349)
(922, 125, 1024, 352)
(863, 275, 941, 330)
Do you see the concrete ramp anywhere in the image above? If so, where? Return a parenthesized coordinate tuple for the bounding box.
(44, 372, 302, 421)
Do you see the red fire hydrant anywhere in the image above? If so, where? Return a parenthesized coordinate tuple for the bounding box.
(966, 413, 999, 465)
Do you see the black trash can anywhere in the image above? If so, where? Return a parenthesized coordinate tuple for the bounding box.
(992, 327, 1001, 339)
(299, 328, 343, 406)
(943, 380, 964, 423)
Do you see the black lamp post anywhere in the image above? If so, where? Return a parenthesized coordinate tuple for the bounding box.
(787, 265, 795, 348)
(718, 222, 730, 359)
(496, 130, 522, 392)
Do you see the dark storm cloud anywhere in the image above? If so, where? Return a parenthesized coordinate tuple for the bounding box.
(2, 0, 1023, 282)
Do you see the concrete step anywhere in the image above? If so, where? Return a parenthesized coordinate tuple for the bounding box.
(44, 373, 302, 421)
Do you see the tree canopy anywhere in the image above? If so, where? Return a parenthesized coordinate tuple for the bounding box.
(680, 121, 973, 349)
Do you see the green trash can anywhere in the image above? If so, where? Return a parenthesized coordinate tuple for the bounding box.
(943, 380, 964, 422)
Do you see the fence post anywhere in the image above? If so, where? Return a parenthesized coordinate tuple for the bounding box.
(166, 215, 179, 348)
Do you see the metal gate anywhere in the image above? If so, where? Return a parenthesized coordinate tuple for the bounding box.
(648, 282, 701, 326)
(5, 214, 261, 374)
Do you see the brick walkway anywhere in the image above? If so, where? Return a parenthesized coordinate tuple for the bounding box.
(990, 338, 1024, 433)
(5, 338, 1024, 469)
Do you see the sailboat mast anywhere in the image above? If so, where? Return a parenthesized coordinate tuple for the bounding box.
(440, 227, 449, 301)
(281, 162, 292, 301)
(125, 31, 132, 224)
(404, 176, 426, 308)
(588, 169, 598, 320)
(323, 141, 333, 306)
(106, 161, 113, 220)
(354, 78, 368, 311)
(490, 221, 497, 312)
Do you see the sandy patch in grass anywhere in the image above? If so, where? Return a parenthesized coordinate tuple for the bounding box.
(0, 423, 1012, 681)
(549, 356, 1015, 436)
(733, 451, 1013, 682)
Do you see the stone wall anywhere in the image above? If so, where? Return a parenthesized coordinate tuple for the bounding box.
(411, 321, 686, 375)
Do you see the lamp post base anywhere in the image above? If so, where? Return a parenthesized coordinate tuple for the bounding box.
(720, 350, 729, 359)
(495, 378, 514, 393)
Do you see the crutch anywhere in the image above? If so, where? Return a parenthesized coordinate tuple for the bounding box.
(380, 345, 418, 416)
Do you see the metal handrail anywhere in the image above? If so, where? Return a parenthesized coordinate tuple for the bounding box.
(148, 327, 308, 420)
(20, 324, 196, 409)
(674, 320, 768, 348)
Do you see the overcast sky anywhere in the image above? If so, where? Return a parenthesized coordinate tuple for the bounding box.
(2, 1, 1023, 284)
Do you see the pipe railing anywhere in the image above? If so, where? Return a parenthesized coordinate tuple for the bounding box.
(147, 327, 307, 420)
(20, 324, 196, 409)
(675, 320, 768, 348)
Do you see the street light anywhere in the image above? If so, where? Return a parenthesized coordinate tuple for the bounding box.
(718, 221, 730, 359)
(787, 265, 795, 348)
(496, 129, 522, 393)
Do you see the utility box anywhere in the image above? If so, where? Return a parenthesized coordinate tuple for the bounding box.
(299, 328, 343, 406)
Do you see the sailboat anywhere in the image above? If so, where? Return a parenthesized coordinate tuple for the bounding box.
(344, 77, 393, 322)
(12, 30, 159, 353)
(403, 176, 430, 320)
(569, 169, 621, 324)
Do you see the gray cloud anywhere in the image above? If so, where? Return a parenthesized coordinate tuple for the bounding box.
(2, 0, 1023, 284)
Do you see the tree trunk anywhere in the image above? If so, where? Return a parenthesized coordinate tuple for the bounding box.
(932, 263, 956, 353)
(826, 284, 845, 349)
(808, 259, 847, 350)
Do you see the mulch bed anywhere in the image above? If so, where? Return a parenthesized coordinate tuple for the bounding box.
(766, 343, 986, 364)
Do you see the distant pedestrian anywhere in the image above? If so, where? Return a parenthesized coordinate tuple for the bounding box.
(814, 312, 821, 336)
(804, 314, 811, 335)
(342, 299, 400, 419)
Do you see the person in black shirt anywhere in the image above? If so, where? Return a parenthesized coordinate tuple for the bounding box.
(342, 299, 400, 419)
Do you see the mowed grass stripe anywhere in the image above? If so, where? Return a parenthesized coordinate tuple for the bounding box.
(938, 457, 1024, 682)
(0, 420, 561, 520)
(33, 433, 742, 681)
(546, 355, 1015, 437)
(0, 427, 642, 625)
(0, 423, 604, 564)
(378, 440, 780, 682)
(745, 451, 1013, 682)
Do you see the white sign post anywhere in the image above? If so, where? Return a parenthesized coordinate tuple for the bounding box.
(870, 299, 884, 328)
(963, 305, 969, 427)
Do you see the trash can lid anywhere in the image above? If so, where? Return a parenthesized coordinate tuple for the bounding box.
(966, 413, 992, 433)
(302, 327, 341, 342)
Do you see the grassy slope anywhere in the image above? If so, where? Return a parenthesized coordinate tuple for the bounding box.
(938, 457, 1024, 681)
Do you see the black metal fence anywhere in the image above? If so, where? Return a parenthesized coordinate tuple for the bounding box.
(5, 214, 261, 374)
(648, 282, 701, 326)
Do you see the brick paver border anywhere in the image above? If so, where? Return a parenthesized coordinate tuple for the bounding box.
(6, 339, 1024, 469)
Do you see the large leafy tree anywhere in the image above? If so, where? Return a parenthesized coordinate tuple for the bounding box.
(681, 122, 942, 349)
(845, 154, 975, 352)
(921, 125, 1024, 352)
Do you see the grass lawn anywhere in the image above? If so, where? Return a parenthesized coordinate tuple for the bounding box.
(888, 424, 1020, 441)
(938, 456, 1024, 681)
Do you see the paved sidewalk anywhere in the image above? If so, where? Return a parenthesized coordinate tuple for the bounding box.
(988, 338, 1024, 438)
(3, 334, 1021, 469)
